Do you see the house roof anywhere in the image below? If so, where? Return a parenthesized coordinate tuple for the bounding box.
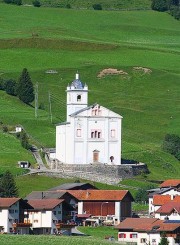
(0, 198, 21, 208)
(153, 195, 172, 205)
(160, 179, 180, 188)
(148, 187, 173, 197)
(25, 191, 67, 200)
(155, 201, 180, 215)
(115, 218, 180, 232)
(115, 218, 158, 230)
(67, 190, 133, 201)
(48, 183, 97, 191)
(69, 103, 122, 118)
(28, 199, 64, 210)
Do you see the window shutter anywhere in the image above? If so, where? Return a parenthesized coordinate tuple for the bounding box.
(124, 233, 126, 238)
(130, 234, 132, 238)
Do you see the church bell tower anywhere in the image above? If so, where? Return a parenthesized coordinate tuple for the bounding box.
(66, 73, 88, 121)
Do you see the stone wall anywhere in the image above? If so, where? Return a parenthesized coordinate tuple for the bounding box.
(46, 158, 149, 185)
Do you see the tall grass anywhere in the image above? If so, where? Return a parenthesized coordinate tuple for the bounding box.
(0, 4, 179, 180)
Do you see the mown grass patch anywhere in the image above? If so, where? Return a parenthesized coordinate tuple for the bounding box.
(0, 234, 112, 245)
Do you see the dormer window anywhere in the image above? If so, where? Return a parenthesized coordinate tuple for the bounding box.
(77, 95, 81, 102)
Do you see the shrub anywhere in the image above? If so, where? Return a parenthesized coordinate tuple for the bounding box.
(4, 79, 17, 96)
(2, 125, 8, 132)
(66, 3, 71, 8)
(32, 0, 41, 7)
(151, 0, 168, 11)
(92, 3, 102, 10)
(162, 134, 180, 160)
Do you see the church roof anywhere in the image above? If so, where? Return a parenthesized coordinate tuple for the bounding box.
(70, 103, 122, 118)
(71, 73, 84, 89)
(70, 103, 97, 117)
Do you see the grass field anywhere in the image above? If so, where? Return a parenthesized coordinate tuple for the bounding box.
(0, 234, 114, 245)
(0, 4, 179, 181)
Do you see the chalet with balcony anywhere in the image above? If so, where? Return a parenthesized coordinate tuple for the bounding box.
(0, 198, 32, 234)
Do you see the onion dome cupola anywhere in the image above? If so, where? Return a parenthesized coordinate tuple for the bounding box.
(66, 73, 88, 121)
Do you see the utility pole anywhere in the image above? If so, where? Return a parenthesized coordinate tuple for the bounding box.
(35, 83, 38, 118)
(48, 91, 52, 123)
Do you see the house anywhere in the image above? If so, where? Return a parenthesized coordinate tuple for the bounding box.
(0, 198, 32, 234)
(25, 190, 78, 206)
(56, 73, 122, 165)
(18, 161, 30, 168)
(149, 195, 172, 215)
(115, 218, 180, 245)
(27, 199, 73, 234)
(67, 189, 134, 223)
(155, 197, 180, 220)
(148, 179, 180, 215)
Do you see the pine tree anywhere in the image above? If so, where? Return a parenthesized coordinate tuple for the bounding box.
(0, 171, 18, 197)
(17, 68, 35, 104)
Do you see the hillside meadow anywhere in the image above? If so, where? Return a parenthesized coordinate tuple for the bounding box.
(0, 234, 115, 245)
(0, 4, 179, 181)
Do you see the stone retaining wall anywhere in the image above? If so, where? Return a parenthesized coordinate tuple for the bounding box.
(46, 158, 149, 185)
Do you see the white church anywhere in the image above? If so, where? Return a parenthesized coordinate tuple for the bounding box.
(56, 73, 122, 165)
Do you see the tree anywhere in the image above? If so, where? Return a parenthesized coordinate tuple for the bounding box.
(135, 184, 155, 203)
(162, 134, 180, 160)
(18, 131, 31, 150)
(158, 233, 169, 245)
(5, 79, 17, 96)
(0, 171, 18, 197)
(151, 0, 168, 11)
(92, 3, 102, 10)
(17, 68, 35, 104)
(32, 0, 41, 7)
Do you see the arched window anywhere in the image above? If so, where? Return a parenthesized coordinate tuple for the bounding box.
(77, 95, 81, 102)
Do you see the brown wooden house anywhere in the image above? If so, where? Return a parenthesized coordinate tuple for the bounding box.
(67, 190, 134, 223)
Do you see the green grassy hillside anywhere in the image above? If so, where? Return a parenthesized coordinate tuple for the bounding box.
(0, 4, 179, 180)
(0, 0, 151, 10)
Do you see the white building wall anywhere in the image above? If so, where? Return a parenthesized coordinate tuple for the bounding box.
(78, 202, 83, 214)
(118, 231, 138, 243)
(115, 202, 121, 223)
(0, 209, 8, 233)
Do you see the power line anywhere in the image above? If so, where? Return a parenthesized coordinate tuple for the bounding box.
(48, 91, 53, 123)
(35, 83, 38, 118)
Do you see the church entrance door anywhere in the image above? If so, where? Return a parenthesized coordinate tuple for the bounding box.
(93, 150, 99, 163)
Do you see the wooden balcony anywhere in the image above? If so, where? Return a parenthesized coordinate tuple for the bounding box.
(56, 223, 75, 230)
(12, 223, 32, 228)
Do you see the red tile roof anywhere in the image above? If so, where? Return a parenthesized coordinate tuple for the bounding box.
(173, 196, 180, 202)
(153, 195, 172, 205)
(67, 190, 132, 201)
(0, 198, 20, 208)
(28, 199, 64, 210)
(156, 201, 180, 214)
(115, 218, 158, 230)
(116, 218, 180, 232)
(160, 179, 180, 188)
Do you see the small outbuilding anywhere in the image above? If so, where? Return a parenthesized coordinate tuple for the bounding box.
(18, 161, 30, 168)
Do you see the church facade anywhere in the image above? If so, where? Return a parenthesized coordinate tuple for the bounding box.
(56, 73, 122, 165)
